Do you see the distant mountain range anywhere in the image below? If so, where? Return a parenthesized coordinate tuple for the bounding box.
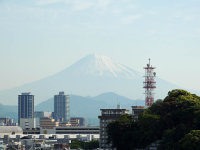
(0, 54, 181, 105)
(0, 104, 17, 122)
(36, 92, 145, 125)
(0, 92, 144, 125)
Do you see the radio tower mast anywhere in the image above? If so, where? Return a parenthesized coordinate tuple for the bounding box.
(143, 59, 156, 107)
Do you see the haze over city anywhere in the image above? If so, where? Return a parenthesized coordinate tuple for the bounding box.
(0, 0, 200, 93)
(1, 1, 200, 149)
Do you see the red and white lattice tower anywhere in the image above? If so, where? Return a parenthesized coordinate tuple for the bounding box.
(143, 59, 156, 107)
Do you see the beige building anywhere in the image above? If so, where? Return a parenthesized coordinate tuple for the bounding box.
(59, 122, 71, 127)
(98, 107, 130, 150)
(70, 118, 80, 126)
(40, 118, 59, 134)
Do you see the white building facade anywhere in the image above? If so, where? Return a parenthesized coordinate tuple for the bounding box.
(20, 118, 36, 130)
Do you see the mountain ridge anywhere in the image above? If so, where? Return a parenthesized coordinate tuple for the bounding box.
(0, 92, 144, 125)
(35, 92, 144, 125)
(0, 54, 181, 105)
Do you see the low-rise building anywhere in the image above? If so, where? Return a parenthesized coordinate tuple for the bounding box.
(20, 118, 36, 130)
(35, 111, 52, 127)
(98, 107, 130, 149)
(0, 126, 23, 137)
(0, 118, 14, 126)
(40, 118, 59, 134)
(59, 122, 72, 127)
(0, 140, 4, 150)
(55, 126, 99, 135)
(0, 132, 99, 149)
(70, 117, 86, 126)
(132, 106, 145, 121)
(70, 118, 80, 126)
(23, 128, 40, 134)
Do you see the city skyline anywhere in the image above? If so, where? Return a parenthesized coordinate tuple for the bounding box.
(0, 0, 200, 93)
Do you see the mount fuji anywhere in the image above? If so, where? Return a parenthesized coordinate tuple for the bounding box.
(0, 54, 179, 105)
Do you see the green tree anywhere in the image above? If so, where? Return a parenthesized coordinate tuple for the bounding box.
(70, 139, 99, 149)
(107, 89, 200, 150)
(70, 140, 83, 149)
(107, 114, 134, 150)
(85, 140, 99, 149)
(179, 130, 200, 150)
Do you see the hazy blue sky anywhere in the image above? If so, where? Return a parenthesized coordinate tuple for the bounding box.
(0, 0, 200, 91)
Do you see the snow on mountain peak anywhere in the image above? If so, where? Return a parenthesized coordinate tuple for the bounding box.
(67, 54, 141, 79)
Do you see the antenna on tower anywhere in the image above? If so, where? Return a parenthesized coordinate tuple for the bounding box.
(143, 58, 156, 107)
(149, 58, 151, 66)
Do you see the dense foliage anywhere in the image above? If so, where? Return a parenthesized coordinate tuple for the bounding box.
(70, 139, 99, 149)
(107, 89, 200, 150)
(179, 130, 200, 150)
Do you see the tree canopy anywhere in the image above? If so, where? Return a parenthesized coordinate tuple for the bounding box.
(70, 139, 99, 149)
(107, 89, 200, 150)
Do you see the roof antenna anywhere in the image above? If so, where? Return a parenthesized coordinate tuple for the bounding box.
(149, 58, 151, 66)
